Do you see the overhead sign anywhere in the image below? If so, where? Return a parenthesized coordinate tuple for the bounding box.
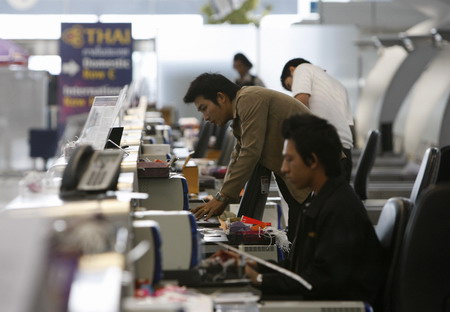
(58, 22, 132, 130)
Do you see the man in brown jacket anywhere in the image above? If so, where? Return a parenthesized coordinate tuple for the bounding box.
(183, 73, 311, 239)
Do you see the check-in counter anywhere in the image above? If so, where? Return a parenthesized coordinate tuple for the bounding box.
(0, 94, 150, 312)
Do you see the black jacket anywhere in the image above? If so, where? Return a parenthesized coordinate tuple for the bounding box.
(260, 177, 384, 305)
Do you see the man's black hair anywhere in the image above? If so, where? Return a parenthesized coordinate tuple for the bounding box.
(280, 58, 311, 90)
(183, 73, 241, 105)
(282, 113, 342, 177)
(234, 53, 253, 69)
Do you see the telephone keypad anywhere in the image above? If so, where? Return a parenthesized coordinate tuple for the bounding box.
(78, 150, 123, 191)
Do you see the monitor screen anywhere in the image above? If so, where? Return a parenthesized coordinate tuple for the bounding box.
(78, 96, 120, 150)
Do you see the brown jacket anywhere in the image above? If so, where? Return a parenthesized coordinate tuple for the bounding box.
(221, 86, 311, 204)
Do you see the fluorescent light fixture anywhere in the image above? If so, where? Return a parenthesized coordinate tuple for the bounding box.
(28, 55, 62, 75)
(99, 14, 204, 40)
(0, 15, 98, 39)
(0, 14, 202, 40)
(260, 15, 303, 29)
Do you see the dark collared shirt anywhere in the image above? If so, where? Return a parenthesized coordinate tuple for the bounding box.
(261, 177, 384, 305)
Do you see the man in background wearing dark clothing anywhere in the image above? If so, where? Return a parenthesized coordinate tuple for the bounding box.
(245, 114, 383, 306)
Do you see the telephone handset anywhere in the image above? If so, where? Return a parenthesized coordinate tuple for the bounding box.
(60, 144, 124, 200)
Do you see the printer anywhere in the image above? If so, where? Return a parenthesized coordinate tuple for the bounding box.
(133, 210, 201, 272)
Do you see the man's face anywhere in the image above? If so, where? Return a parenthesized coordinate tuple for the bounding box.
(194, 95, 229, 126)
(281, 139, 313, 190)
(283, 75, 293, 91)
(283, 66, 298, 91)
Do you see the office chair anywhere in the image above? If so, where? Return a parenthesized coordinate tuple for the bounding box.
(353, 129, 380, 200)
(408, 146, 440, 205)
(192, 119, 214, 158)
(216, 128, 236, 167)
(374, 197, 411, 312)
(364, 146, 440, 225)
(393, 183, 450, 312)
(212, 121, 231, 150)
(436, 145, 450, 183)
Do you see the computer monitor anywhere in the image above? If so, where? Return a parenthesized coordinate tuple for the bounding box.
(237, 163, 272, 221)
(104, 127, 124, 149)
(78, 95, 121, 150)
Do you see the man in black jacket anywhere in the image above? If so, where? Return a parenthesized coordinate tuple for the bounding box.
(244, 114, 384, 306)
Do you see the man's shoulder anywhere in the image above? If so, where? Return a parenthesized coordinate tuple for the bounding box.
(238, 86, 287, 99)
(296, 63, 316, 72)
(324, 180, 365, 208)
(239, 85, 268, 93)
(236, 86, 265, 103)
(237, 86, 306, 112)
(235, 87, 270, 113)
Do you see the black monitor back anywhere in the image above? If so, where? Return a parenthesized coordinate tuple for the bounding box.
(104, 127, 124, 149)
(237, 163, 271, 221)
(193, 119, 213, 158)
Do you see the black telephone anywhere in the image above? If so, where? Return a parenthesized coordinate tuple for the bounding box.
(60, 144, 124, 200)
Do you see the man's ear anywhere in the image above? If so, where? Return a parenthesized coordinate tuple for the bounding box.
(216, 92, 226, 106)
(289, 66, 296, 75)
(310, 153, 320, 169)
(216, 92, 230, 107)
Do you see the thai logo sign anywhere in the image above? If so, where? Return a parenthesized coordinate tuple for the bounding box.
(58, 23, 132, 130)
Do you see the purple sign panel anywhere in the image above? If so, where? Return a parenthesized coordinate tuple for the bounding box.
(58, 23, 132, 128)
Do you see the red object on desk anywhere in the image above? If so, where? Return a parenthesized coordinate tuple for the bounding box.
(241, 215, 271, 227)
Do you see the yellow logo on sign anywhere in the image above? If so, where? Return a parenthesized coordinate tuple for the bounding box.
(62, 24, 131, 49)
(62, 25, 84, 49)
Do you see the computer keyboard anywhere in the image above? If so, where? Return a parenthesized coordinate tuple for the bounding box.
(196, 216, 221, 227)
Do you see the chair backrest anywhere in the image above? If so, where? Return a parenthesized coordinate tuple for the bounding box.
(213, 120, 232, 150)
(409, 147, 440, 205)
(374, 197, 411, 312)
(436, 145, 450, 184)
(394, 183, 450, 312)
(353, 129, 380, 200)
(217, 128, 236, 167)
(192, 119, 214, 158)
